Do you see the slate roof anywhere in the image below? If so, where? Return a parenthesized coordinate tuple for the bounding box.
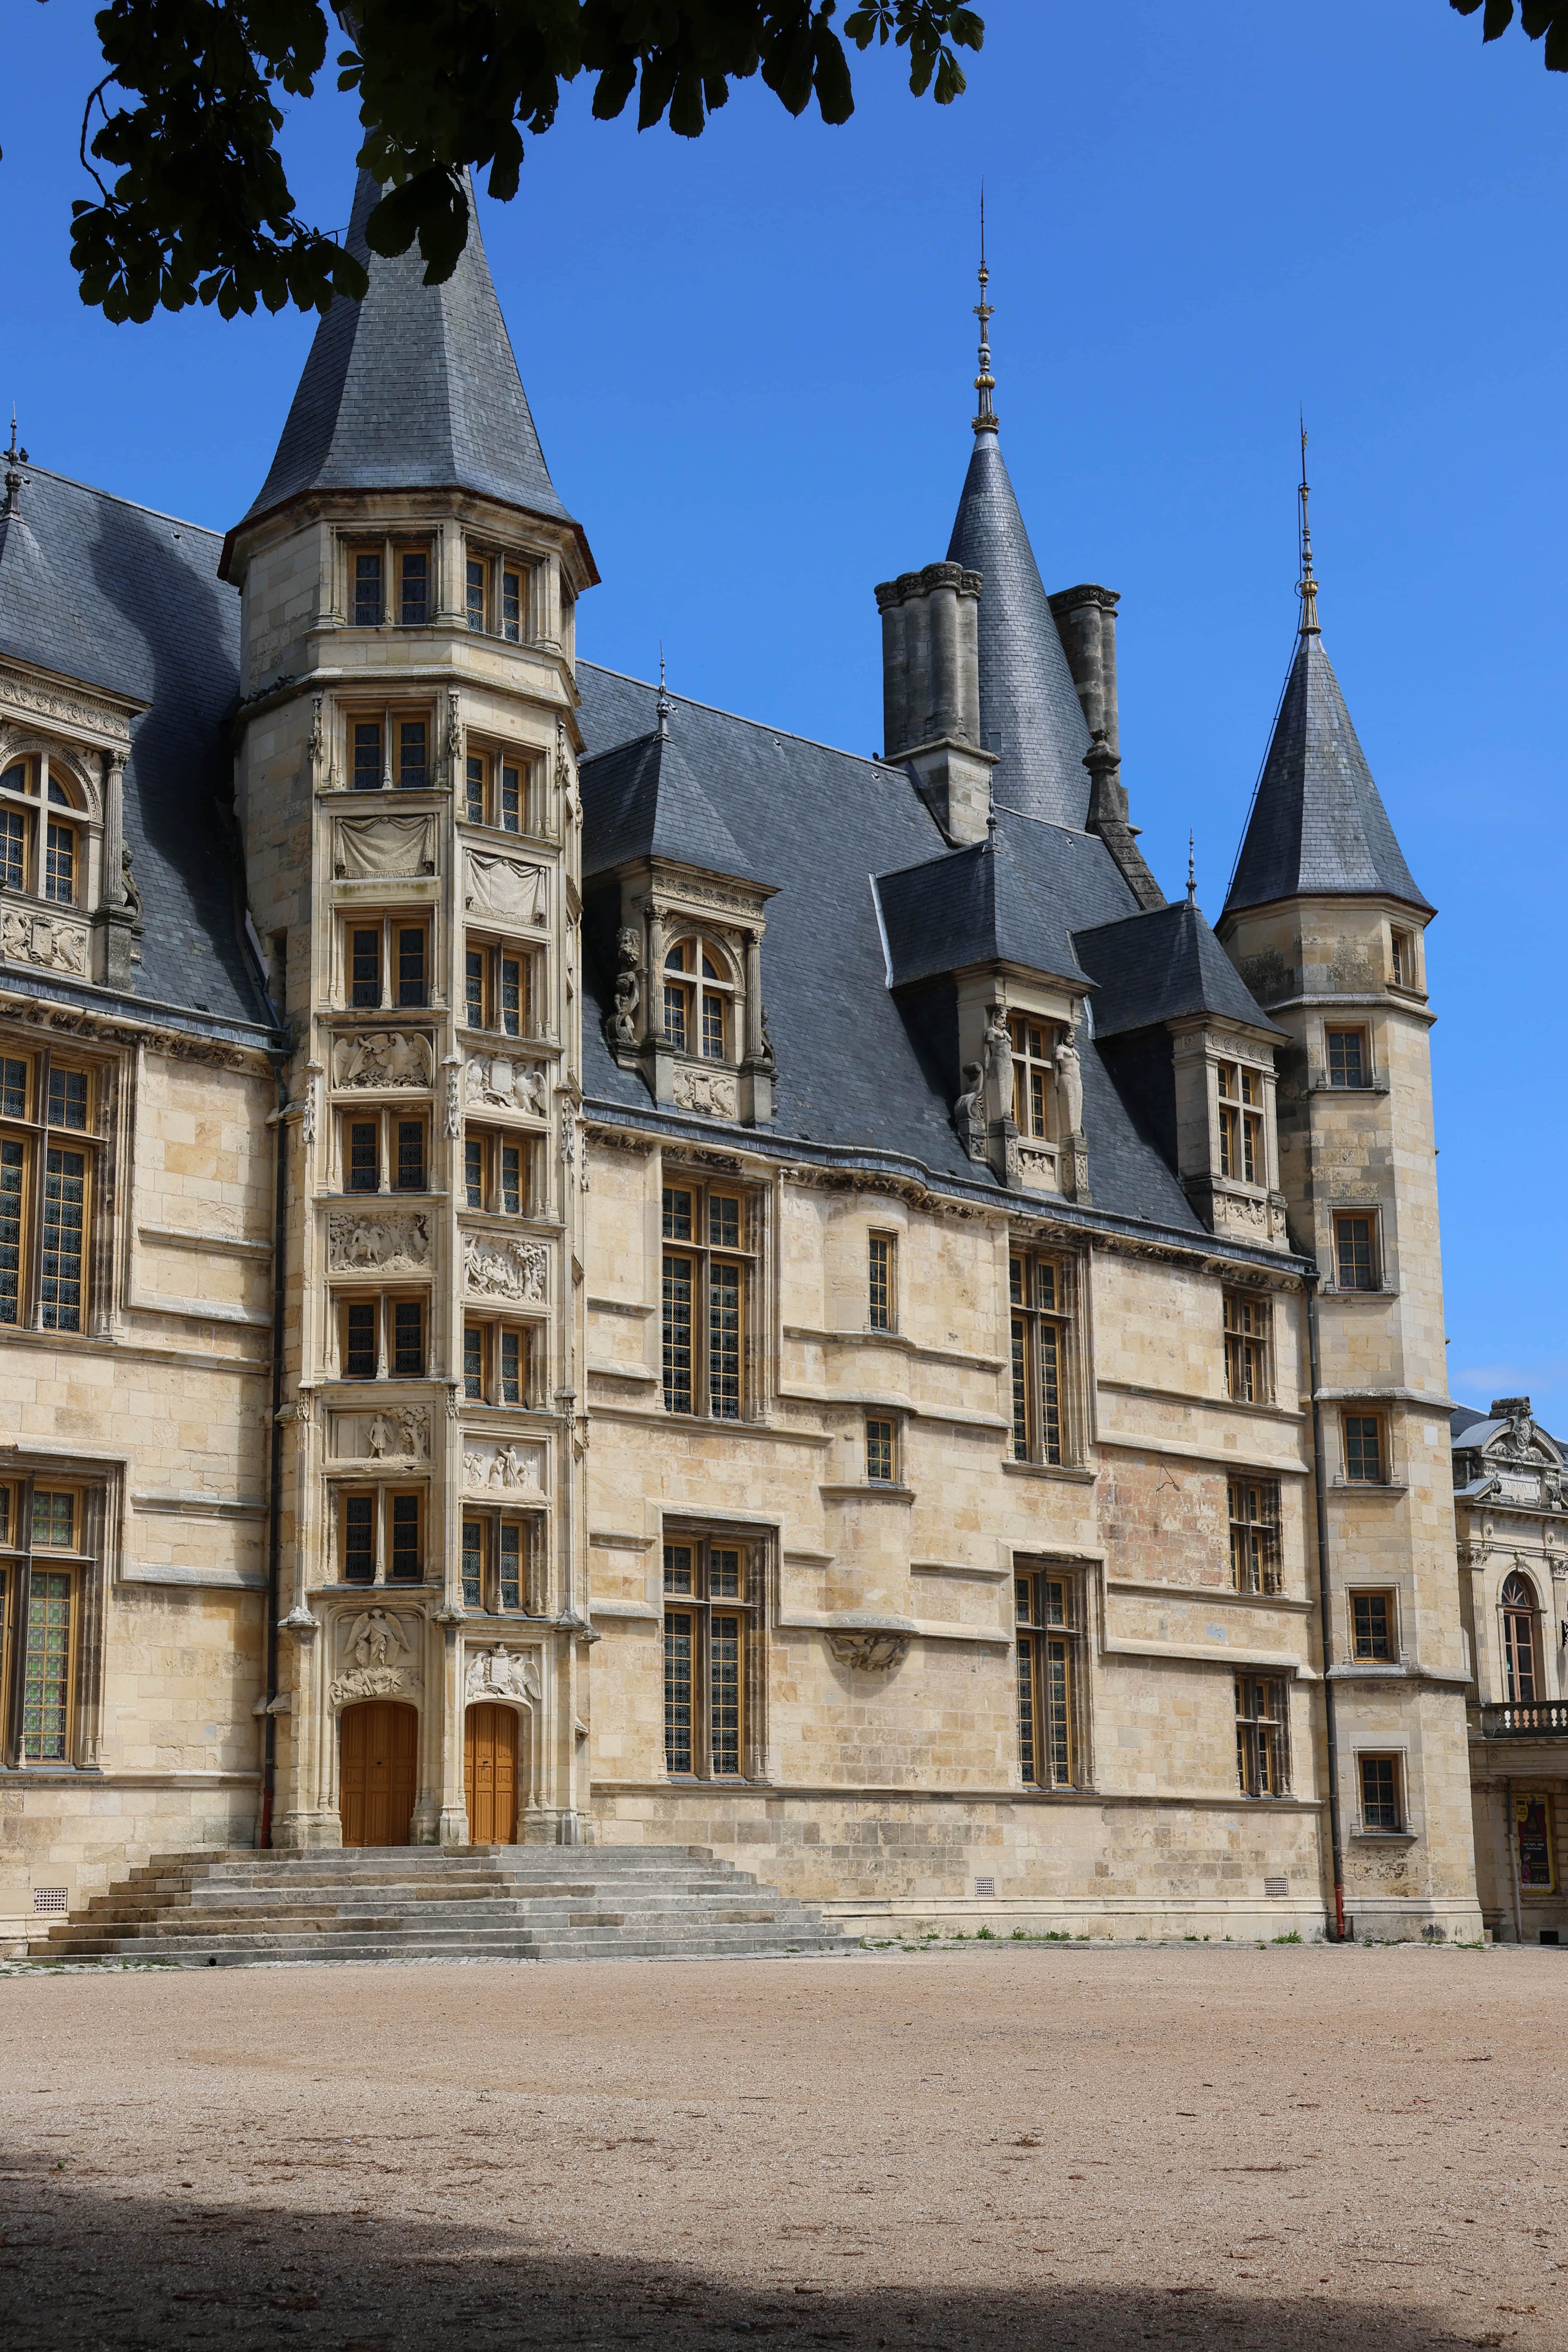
(1225, 625, 1431, 918)
(1074, 896, 1283, 1042)
(576, 661, 1211, 1234)
(946, 425, 1091, 830)
(581, 713, 764, 886)
(234, 171, 590, 569)
(0, 465, 268, 1026)
(1450, 1406, 1565, 1463)
(876, 824, 1089, 992)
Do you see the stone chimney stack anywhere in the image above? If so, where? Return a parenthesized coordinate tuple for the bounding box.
(1048, 582, 1164, 912)
(875, 561, 995, 846)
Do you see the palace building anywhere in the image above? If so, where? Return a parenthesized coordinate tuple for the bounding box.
(0, 174, 1487, 1949)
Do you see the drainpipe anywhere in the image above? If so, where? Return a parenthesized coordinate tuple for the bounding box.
(1505, 1775, 1524, 1944)
(259, 1054, 290, 1849)
(1306, 1272, 1347, 1941)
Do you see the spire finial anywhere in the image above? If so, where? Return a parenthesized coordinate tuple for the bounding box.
(972, 188, 998, 436)
(656, 641, 671, 739)
(3, 410, 28, 513)
(1297, 413, 1320, 636)
(1186, 829, 1197, 905)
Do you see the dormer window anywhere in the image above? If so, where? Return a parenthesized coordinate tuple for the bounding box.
(663, 937, 733, 1061)
(1010, 1018, 1051, 1137)
(0, 761, 81, 905)
(1216, 1062, 1262, 1182)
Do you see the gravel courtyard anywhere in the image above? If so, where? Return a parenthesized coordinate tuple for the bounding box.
(0, 1942, 1560, 2351)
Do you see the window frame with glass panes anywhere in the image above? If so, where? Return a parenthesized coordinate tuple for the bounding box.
(344, 536, 436, 630)
(1215, 1059, 1265, 1184)
(464, 543, 532, 642)
(337, 1105, 430, 1196)
(0, 756, 88, 908)
(0, 1474, 93, 1768)
(661, 935, 737, 1063)
(1015, 1566, 1082, 1790)
(662, 1533, 757, 1780)
(1332, 1211, 1380, 1293)
(864, 1416, 897, 1485)
(462, 1126, 534, 1219)
(1341, 1408, 1388, 1485)
(0, 1047, 103, 1336)
(461, 742, 533, 835)
(335, 1485, 427, 1586)
(1358, 1751, 1404, 1832)
(345, 704, 434, 793)
(1009, 1249, 1073, 1467)
(1351, 1588, 1398, 1664)
(341, 913, 432, 1011)
(463, 934, 535, 1038)
(660, 1175, 755, 1422)
(462, 1317, 536, 1409)
(1324, 1025, 1371, 1089)
(1234, 1674, 1289, 1796)
(1223, 1288, 1272, 1403)
(1228, 1477, 1282, 1595)
(335, 1290, 428, 1382)
(1388, 926, 1418, 992)
(1009, 1015, 1058, 1141)
(461, 1508, 544, 1614)
(867, 1231, 896, 1333)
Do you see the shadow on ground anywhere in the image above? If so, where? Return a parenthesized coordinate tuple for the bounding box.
(0, 2171, 1497, 2352)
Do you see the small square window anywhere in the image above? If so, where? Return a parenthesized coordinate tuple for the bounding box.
(32, 1490, 76, 1548)
(866, 1418, 895, 1484)
(1326, 1028, 1367, 1088)
(47, 1070, 89, 1132)
(1344, 1413, 1385, 1485)
(1351, 1590, 1395, 1662)
(1334, 1213, 1379, 1292)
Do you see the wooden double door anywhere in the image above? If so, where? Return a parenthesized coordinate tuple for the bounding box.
(340, 1702, 418, 1847)
(464, 1703, 519, 1845)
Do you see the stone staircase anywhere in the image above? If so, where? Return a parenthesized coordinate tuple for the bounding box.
(33, 1844, 858, 1968)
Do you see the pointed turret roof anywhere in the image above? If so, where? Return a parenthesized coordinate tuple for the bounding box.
(229, 172, 592, 571)
(1224, 627, 1431, 918)
(944, 247, 1091, 830)
(1225, 453, 1429, 919)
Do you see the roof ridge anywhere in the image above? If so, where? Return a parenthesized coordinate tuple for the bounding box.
(14, 465, 223, 542)
(577, 660, 893, 773)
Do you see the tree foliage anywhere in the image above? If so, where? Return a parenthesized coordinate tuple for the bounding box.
(1450, 0, 1568, 72)
(62, 0, 984, 323)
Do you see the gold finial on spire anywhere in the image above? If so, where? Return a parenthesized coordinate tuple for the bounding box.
(972, 188, 998, 436)
(1297, 412, 1320, 636)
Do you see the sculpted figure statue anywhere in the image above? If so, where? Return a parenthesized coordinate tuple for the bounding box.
(952, 1060, 985, 1158)
(610, 928, 641, 1047)
(1055, 1031, 1084, 1137)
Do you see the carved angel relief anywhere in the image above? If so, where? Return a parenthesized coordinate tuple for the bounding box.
(329, 1606, 423, 1705)
(827, 1631, 910, 1671)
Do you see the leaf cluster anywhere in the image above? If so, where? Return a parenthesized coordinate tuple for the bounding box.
(1451, 0, 1568, 71)
(61, 0, 984, 323)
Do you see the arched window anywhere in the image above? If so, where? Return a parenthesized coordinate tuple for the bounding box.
(663, 937, 733, 1062)
(0, 757, 81, 903)
(1501, 1570, 1539, 1704)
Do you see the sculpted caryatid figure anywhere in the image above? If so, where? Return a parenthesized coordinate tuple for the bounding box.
(1055, 1031, 1084, 1138)
(610, 927, 641, 1046)
(952, 1060, 985, 1158)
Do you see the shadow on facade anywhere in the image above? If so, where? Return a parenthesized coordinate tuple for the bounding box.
(2, 2177, 1490, 2351)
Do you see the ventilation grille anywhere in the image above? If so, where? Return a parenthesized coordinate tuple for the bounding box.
(974, 1877, 996, 1898)
(32, 1887, 69, 1916)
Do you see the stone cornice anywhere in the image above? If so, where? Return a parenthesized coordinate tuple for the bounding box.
(0, 980, 279, 1070)
(0, 656, 143, 747)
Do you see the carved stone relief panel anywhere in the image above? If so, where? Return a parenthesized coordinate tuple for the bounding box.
(463, 1644, 541, 1704)
(331, 1031, 434, 1089)
(827, 1631, 911, 1671)
(334, 812, 437, 879)
(1016, 1144, 1060, 1196)
(464, 852, 548, 927)
(462, 1232, 548, 1302)
(462, 1439, 545, 1497)
(671, 1065, 738, 1119)
(465, 1052, 548, 1118)
(326, 1209, 432, 1274)
(1, 907, 88, 975)
(330, 1406, 433, 1464)
(328, 1604, 424, 1705)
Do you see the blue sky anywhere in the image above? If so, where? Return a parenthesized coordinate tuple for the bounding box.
(6, 1, 1566, 1427)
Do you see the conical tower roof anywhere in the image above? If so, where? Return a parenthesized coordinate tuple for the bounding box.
(229, 171, 591, 569)
(1224, 627, 1430, 918)
(946, 430, 1091, 831)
